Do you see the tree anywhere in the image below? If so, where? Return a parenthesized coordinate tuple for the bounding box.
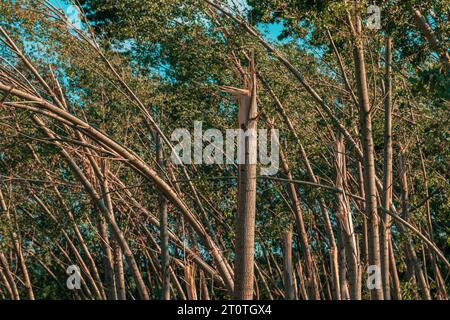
(0, 0, 448, 300)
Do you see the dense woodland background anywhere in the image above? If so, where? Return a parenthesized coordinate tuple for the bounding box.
(0, 0, 448, 300)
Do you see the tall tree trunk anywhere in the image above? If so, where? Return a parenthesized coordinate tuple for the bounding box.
(157, 133, 171, 300)
(380, 34, 393, 300)
(233, 55, 258, 300)
(334, 134, 360, 299)
(352, 14, 384, 300)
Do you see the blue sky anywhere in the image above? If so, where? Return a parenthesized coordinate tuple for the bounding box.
(50, 0, 284, 43)
(259, 21, 284, 42)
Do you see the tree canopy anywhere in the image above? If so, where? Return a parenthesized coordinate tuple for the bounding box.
(0, 0, 448, 300)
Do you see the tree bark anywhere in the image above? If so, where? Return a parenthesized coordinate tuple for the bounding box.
(334, 134, 360, 299)
(282, 227, 296, 300)
(380, 34, 393, 300)
(233, 55, 258, 300)
(352, 15, 383, 300)
(157, 134, 171, 300)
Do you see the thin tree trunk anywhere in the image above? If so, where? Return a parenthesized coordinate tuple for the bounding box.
(0, 81, 235, 295)
(31, 115, 150, 299)
(352, 14, 384, 300)
(410, 7, 450, 69)
(157, 134, 171, 300)
(334, 134, 360, 299)
(199, 270, 210, 300)
(260, 77, 331, 299)
(399, 150, 431, 300)
(282, 227, 295, 300)
(380, 34, 393, 300)
(276, 136, 319, 299)
(389, 241, 402, 300)
(329, 245, 341, 300)
(31, 193, 104, 299)
(0, 190, 34, 300)
(358, 163, 369, 266)
(0, 263, 14, 299)
(416, 146, 447, 299)
(337, 225, 349, 300)
(0, 250, 19, 300)
(98, 216, 117, 300)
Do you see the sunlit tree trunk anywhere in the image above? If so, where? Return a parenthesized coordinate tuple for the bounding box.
(381, 34, 393, 300)
(352, 14, 383, 300)
(234, 56, 258, 300)
(335, 134, 360, 299)
(282, 227, 295, 300)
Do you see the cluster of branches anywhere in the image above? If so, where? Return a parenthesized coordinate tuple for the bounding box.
(0, 0, 448, 300)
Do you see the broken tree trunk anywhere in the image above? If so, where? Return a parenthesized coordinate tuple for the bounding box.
(226, 55, 258, 300)
(334, 134, 360, 299)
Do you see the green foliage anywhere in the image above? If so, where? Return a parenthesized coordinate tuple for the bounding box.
(0, 0, 448, 300)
